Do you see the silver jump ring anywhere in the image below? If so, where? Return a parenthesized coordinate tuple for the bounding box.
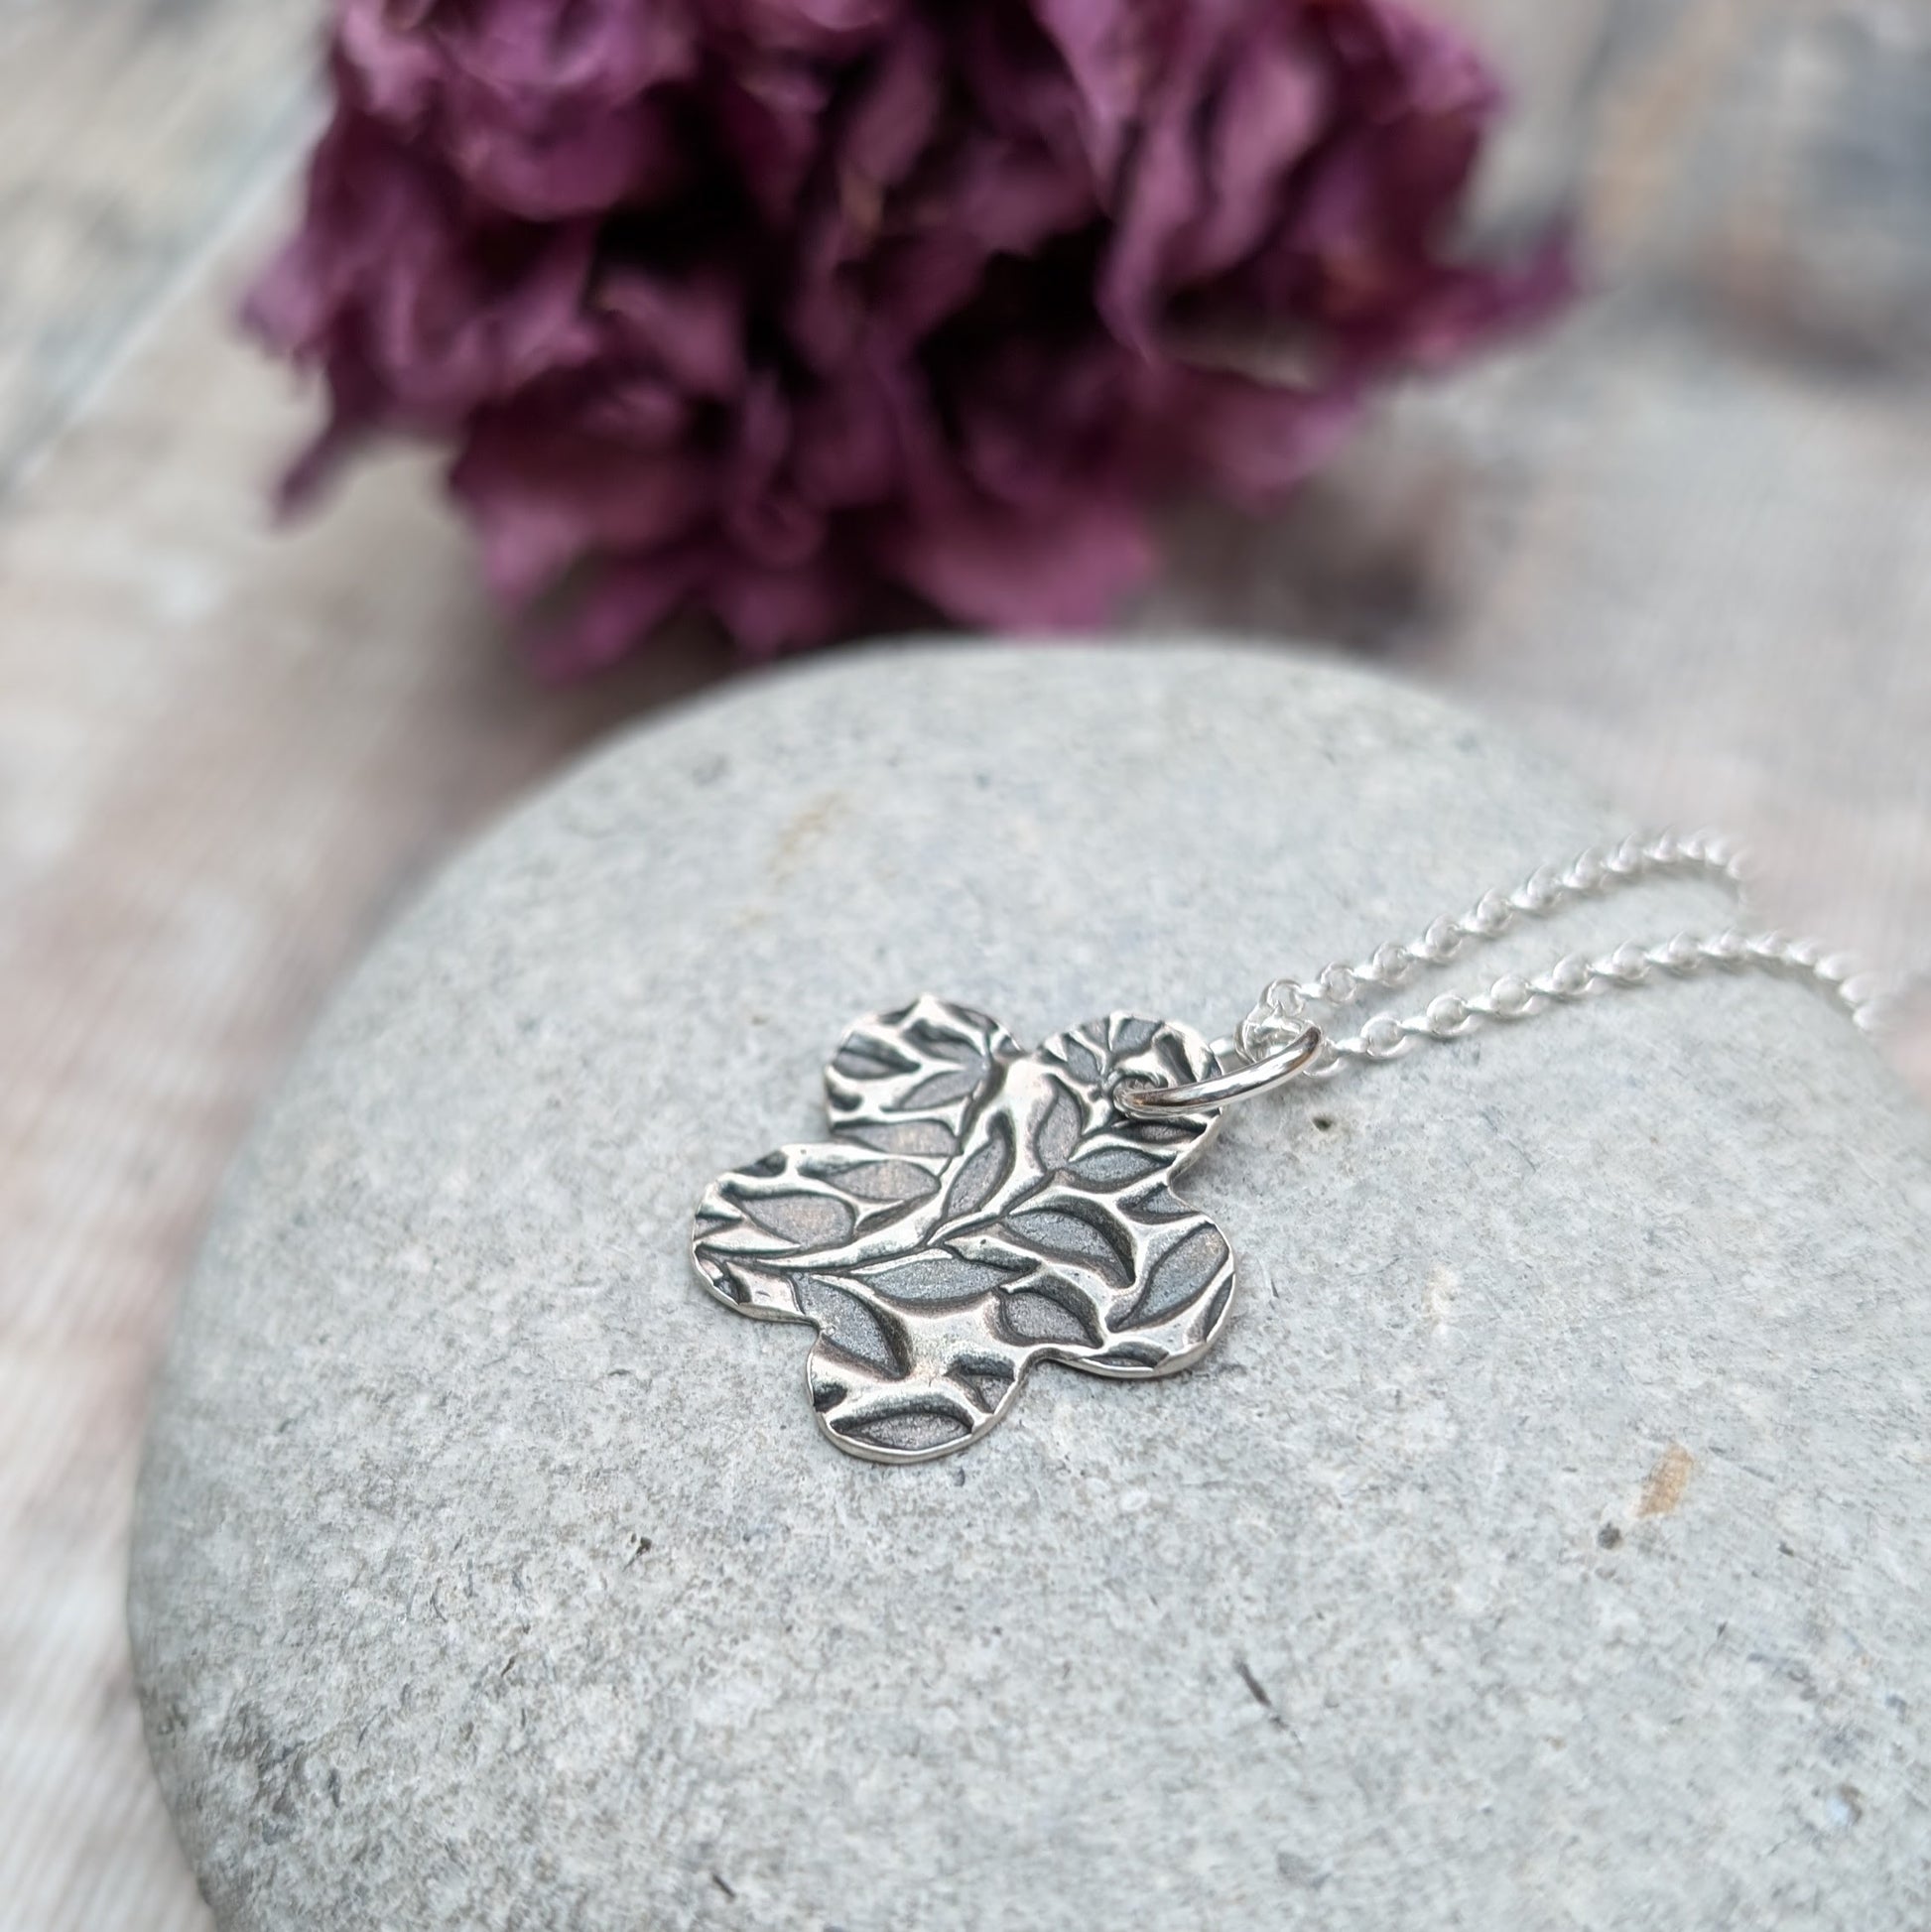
(1114, 1025, 1324, 1116)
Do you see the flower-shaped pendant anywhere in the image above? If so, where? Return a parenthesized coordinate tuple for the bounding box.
(692, 996, 1234, 1463)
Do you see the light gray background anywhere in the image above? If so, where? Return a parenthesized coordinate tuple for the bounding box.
(131, 643, 1931, 1929)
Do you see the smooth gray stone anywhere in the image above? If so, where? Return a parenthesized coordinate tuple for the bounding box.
(131, 641, 1931, 1932)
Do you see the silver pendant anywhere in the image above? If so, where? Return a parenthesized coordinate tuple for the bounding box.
(692, 996, 1236, 1464)
(687, 834, 1899, 1463)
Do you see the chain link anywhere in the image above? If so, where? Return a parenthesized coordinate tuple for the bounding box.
(1233, 831, 1905, 1078)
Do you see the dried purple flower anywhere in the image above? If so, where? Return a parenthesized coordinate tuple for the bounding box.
(251, 0, 1568, 672)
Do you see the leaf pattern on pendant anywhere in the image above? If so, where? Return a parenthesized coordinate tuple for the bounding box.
(692, 995, 1233, 1463)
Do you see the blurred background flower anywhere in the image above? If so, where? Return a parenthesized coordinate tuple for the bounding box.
(250, 0, 1568, 672)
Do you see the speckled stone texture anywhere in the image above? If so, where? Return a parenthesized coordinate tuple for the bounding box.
(130, 642, 1931, 1931)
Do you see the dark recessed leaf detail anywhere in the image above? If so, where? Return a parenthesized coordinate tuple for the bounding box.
(865, 1253, 1024, 1305)
(692, 996, 1237, 1464)
(955, 1358, 1018, 1413)
(839, 1160, 943, 1205)
(740, 1193, 855, 1248)
(1002, 1205, 1134, 1289)
(1124, 1216, 1232, 1329)
(1066, 1146, 1167, 1187)
(795, 1277, 904, 1377)
(1001, 1287, 1100, 1349)
(942, 1115, 1013, 1221)
(1035, 1086, 1083, 1171)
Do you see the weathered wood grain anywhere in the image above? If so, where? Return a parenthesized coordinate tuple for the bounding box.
(0, 0, 317, 496)
(1, 3, 1927, 1928)
(0, 231, 728, 1931)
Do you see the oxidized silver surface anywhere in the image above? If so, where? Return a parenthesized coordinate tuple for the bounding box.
(688, 836, 1909, 1464)
(692, 996, 1234, 1464)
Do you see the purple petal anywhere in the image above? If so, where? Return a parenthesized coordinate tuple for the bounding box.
(250, 0, 1571, 670)
(882, 479, 1156, 630)
(452, 416, 711, 601)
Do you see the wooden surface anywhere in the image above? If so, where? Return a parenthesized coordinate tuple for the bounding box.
(1, 4, 1926, 1927)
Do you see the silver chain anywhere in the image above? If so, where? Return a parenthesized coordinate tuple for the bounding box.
(1231, 830, 1906, 1080)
